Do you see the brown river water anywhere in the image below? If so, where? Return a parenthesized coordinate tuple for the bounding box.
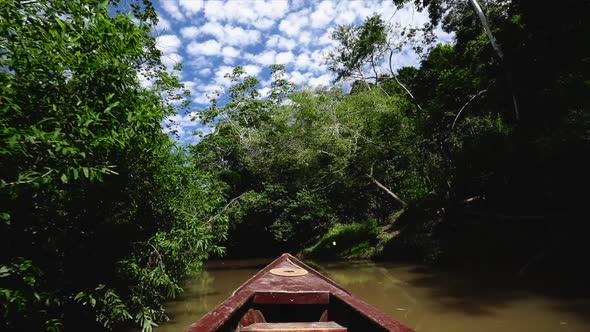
(153, 258, 590, 332)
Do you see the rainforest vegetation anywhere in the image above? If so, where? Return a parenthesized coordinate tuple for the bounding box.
(1, 0, 588, 331)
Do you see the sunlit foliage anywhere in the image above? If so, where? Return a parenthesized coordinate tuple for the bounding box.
(0, 1, 226, 331)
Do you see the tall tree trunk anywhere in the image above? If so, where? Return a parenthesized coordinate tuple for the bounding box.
(468, 0, 504, 60)
(468, 0, 520, 121)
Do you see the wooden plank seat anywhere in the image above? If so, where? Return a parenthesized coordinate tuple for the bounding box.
(239, 322, 347, 332)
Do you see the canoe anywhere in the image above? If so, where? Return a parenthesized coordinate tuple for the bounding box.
(187, 253, 414, 332)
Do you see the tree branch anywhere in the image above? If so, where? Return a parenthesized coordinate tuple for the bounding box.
(451, 89, 487, 129)
(365, 172, 407, 207)
(388, 50, 422, 111)
(205, 193, 246, 226)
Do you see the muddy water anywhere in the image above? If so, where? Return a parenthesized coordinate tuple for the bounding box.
(155, 259, 590, 332)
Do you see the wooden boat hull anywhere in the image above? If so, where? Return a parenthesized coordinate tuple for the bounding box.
(187, 253, 414, 332)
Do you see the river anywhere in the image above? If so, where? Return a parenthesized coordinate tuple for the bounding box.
(154, 258, 590, 332)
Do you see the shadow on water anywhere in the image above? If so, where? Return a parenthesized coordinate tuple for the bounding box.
(203, 258, 273, 271)
(400, 263, 590, 321)
(313, 260, 590, 332)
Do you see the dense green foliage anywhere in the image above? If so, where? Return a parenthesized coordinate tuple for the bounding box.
(0, 1, 226, 331)
(194, 67, 427, 256)
(193, 0, 589, 272)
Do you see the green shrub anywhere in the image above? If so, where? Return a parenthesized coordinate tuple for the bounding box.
(304, 220, 380, 260)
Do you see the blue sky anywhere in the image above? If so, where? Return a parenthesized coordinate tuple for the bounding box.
(148, 0, 452, 144)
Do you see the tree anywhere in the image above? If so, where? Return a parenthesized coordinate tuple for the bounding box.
(0, 1, 226, 331)
(326, 14, 422, 110)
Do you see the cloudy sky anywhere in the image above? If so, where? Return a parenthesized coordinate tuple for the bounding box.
(149, 0, 452, 144)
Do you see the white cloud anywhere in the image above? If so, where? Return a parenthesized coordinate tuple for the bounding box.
(193, 83, 225, 104)
(434, 25, 454, 44)
(161, 1, 184, 21)
(258, 87, 271, 98)
(308, 73, 333, 87)
(251, 1, 289, 20)
(187, 55, 210, 69)
(294, 51, 326, 73)
(165, 111, 199, 129)
(222, 46, 240, 64)
(339, 1, 374, 24)
(310, 1, 335, 28)
(224, 25, 261, 46)
(333, 1, 359, 25)
(275, 51, 295, 65)
(243, 64, 262, 76)
(203, 1, 226, 21)
(156, 34, 182, 54)
(318, 29, 337, 46)
(200, 83, 225, 93)
(294, 53, 312, 71)
(278, 9, 310, 37)
(290, 0, 306, 11)
(180, 26, 200, 39)
(155, 14, 171, 32)
(213, 66, 235, 87)
(179, 0, 203, 15)
(187, 39, 222, 56)
(193, 93, 212, 105)
(287, 70, 308, 85)
(266, 35, 296, 51)
(199, 21, 225, 39)
(182, 80, 199, 97)
(222, 46, 240, 58)
(198, 68, 212, 76)
(253, 17, 276, 30)
(198, 22, 261, 47)
(246, 50, 276, 66)
(298, 31, 312, 46)
(203, 0, 289, 24)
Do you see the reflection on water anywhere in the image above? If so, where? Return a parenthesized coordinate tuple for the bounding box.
(154, 258, 590, 332)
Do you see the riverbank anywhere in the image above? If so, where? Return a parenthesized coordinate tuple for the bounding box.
(302, 203, 590, 280)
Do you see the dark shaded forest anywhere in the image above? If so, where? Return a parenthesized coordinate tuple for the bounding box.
(1, 0, 589, 331)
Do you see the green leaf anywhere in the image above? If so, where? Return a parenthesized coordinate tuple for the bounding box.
(23, 275, 35, 286)
(74, 292, 85, 301)
(0, 266, 11, 278)
(60, 174, 68, 183)
(104, 101, 120, 113)
(55, 17, 66, 31)
(0, 213, 10, 225)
